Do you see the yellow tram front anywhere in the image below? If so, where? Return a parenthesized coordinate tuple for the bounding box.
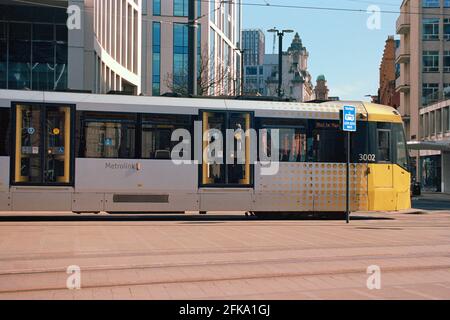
(363, 103, 411, 211)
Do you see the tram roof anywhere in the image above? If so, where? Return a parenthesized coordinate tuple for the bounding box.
(0, 90, 402, 123)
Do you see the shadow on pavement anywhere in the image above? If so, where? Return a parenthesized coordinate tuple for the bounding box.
(355, 227, 403, 230)
(0, 214, 394, 222)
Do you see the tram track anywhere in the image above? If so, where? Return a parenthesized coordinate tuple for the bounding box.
(0, 247, 448, 294)
(0, 240, 448, 265)
(0, 247, 448, 275)
(0, 213, 448, 298)
(0, 260, 448, 295)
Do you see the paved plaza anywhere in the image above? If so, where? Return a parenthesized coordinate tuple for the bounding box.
(0, 209, 448, 300)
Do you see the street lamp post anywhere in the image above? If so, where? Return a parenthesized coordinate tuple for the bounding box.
(188, 0, 198, 96)
(268, 28, 293, 98)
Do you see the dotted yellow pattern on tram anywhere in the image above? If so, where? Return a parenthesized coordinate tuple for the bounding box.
(256, 102, 411, 212)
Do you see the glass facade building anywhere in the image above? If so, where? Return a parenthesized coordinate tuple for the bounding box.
(153, 0, 161, 15)
(145, 0, 241, 96)
(171, 23, 201, 94)
(174, 0, 188, 16)
(0, 5, 68, 91)
(173, 23, 189, 89)
(152, 22, 161, 96)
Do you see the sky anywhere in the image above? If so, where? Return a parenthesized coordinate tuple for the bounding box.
(242, 0, 402, 101)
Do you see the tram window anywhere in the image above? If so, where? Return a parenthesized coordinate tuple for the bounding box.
(312, 120, 346, 163)
(228, 112, 251, 184)
(141, 114, 192, 160)
(259, 118, 309, 162)
(377, 129, 391, 162)
(203, 112, 226, 185)
(393, 123, 408, 169)
(79, 112, 136, 159)
(350, 121, 369, 163)
(0, 108, 9, 156)
(261, 128, 307, 162)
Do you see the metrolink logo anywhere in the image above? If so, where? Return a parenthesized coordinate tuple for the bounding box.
(105, 163, 141, 170)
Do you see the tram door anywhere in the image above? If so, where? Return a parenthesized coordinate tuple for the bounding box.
(201, 111, 252, 187)
(12, 104, 73, 185)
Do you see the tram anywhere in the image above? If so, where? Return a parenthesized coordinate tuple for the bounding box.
(0, 89, 411, 214)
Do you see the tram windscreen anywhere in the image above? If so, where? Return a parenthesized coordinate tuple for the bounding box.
(393, 123, 409, 170)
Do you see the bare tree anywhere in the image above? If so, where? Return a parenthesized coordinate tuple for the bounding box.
(164, 49, 235, 96)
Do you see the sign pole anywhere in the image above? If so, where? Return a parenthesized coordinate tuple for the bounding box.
(341, 105, 356, 224)
(346, 131, 350, 224)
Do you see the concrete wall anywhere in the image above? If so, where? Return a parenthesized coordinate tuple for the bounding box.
(68, 0, 142, 93)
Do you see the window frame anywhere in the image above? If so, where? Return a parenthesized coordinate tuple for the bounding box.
(77, 111, 138, 159)
(76, 111, 196, 161)
(152, 22, 161, 96)
(444, 51, 450, 72)
(423, 18, 440, 40)
(140, 113, 193, 160)
(423, 50, 440, 72)
(444, 18, 450, 40)
(153, 0, 161, 16)
(392, 123, 410, 171)
(423, 0, 440, 8)
(422, 83, 439, 105)
(376, 128, 392, 163)
(173, 0, 188, 17)
(260, 123, 309, 163)
(443, 107, 449, 132)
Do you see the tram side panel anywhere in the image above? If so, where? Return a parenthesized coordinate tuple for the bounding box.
(253, 162, 314, 212)
(254, 162, 368, 213)
(311, 163, 369, 213)
(74, 158, 200, 212)
(0, 157, 10, 210)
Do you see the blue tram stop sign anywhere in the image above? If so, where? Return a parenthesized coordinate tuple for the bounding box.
(342, 105, 357, 132)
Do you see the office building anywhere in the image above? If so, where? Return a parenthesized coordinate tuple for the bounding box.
(242, 29, 265, 66)
(0, 0, 142, 94)
(243, 32, 314, 102)
(143, 0, 242, 96)
(396, 0, 450, 192)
